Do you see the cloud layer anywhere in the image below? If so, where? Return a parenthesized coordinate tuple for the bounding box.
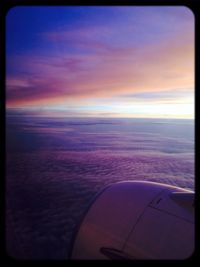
(6, 115, 194, 259)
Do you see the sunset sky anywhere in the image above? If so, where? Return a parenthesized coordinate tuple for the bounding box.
(6, 6, 194, 118)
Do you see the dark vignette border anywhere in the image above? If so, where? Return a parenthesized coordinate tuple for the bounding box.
(0, 0, 199, 266)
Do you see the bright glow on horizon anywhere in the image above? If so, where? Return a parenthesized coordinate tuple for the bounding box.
(6, 98, 194, 119)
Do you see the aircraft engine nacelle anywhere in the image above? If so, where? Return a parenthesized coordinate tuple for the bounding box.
(70, 181, 194, 260)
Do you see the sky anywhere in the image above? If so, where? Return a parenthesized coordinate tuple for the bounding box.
(6, 6, 194, 119)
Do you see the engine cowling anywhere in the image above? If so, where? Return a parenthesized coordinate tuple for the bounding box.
(70, 181, 194, 260)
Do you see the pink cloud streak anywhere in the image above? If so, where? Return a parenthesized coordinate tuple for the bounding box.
(6, 26, 194, 108)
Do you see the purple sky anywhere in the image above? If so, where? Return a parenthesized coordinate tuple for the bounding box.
(6, 6, 194, 118)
